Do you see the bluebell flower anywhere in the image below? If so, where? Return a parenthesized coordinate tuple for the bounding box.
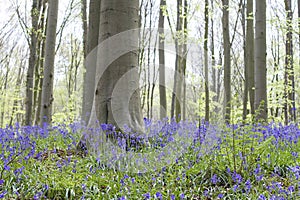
(0, 191, 6, 198)
(245, 179, 251, 193)
(218, 193, 224, 199)
(170, 194, 175, 200)
(180, 193, 185, 199)
(156, 192, 163, 199)
(258, 194, 266, 200)
(211, 174, 219, 184)
(143, 192, 151, 199)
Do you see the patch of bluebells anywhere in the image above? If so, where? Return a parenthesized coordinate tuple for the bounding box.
(0, 121, 300, 198)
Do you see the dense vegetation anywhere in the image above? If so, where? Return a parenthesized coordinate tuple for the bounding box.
(0, 120, 299, 199)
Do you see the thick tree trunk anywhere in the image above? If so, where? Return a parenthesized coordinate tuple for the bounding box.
(81, 0, 101, 124)
(222, 0, 231, 123)
(254, 0, 267, 121)
(159, 0, 167, 120)
(40, 0, 59, 125)
(92, 0, 142, 132)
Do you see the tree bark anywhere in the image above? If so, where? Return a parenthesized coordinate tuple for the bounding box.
(25, 0, 40, 125)
(159, 0, 167, 120)
(92, 0, 143, 132)
(284, 0, 295, 124)
(204, 0, 209, 122)
(254, 0, 267, 121)
(171, 0, 183, 121)
(40, 0, 59, 125)
(222, 0, 231, 123)
(81, 0, 101, 124)
(246, 0, 255, 118)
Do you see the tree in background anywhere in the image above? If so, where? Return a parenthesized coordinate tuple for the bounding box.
(40, 0, 59, 125)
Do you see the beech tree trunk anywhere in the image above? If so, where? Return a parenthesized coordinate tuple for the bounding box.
(81, 0, 101, 124)
(40, 0, 59, 125)
(284, 0, 295, 124)
(204, 0, 209, 122)
(91, 0, 143, 132)
(159, 0, 167, 119)
(222, 0, 231, 123)
(246, 0, 255, 117)
(254, 0, 267, 121)
(25, 0, 40, 125)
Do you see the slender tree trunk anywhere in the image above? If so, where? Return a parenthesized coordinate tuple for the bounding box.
(173, 0, 183, 121)
(25, 0, 40, 125)
(242, 0, 248, 120)
(222, 0, 231, 123)
(246, 0, 255, 117)
(159, 0, 167, 119)
(40, 0, 59, 125)
(81, 0, 101, 124)
(284, 0, 295, 124)
(81, 0, 87, 58)
(171, 0, 182, 119)
(182, 0, 188, 120)
(211, 0, 216, 107)
(204, 0, 209, 122)
(254, 0, 267, 121)
(10, 63, 23, 126)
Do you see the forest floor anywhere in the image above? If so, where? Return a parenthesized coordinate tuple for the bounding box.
(0, 120, 299, 199)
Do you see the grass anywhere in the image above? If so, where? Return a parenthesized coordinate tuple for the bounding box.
(0, 120, 299, 199)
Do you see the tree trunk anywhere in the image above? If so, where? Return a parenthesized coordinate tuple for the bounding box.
(40, 0, 59, 125)
(25, 0, 40, 125)
(159, 0, 167, 119)
(81, 0, 88, 59)
(284, 0, 295, 124)
(171, 0, 183, 121)
(242, 0, 248, 120)
(182, 0, 188, 120)
(246, 0, 255, 117)
(222, 0, 231, 123)
(81, 0, 101, 124)
(254, 0, 267, 121)
(90, 0, 143, 132)
(204, 0, 209, 122)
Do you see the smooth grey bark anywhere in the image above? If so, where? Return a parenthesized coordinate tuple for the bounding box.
(171, 0, 183, 120)
(284, 0, 295, 124)
(159, 0, 167, 119)
(204, 0, 209, 122)
(93, 0, 143, 131)
(254, 0, 267, 121)
(211, 0, 216, 100)
(81, 0, 101, 124)
(222, 0, 231, 123)
(25, 0, 40, 125)
(246, 0, 255, 117)
(40, 0, 59, 125)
